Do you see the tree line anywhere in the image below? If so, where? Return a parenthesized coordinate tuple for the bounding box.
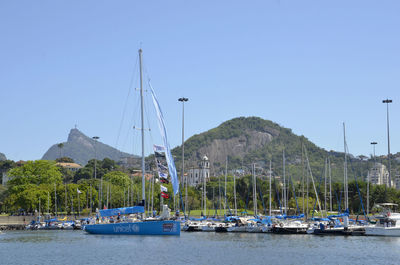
(0, 158, 398, 216)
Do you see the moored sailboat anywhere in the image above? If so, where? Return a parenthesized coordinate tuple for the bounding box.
(84, 49, 180, 236)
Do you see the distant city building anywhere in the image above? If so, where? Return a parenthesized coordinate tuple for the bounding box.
(187, 156, 210, 187)
(367, 162, 394, 187)
(56, 162, 83, 172)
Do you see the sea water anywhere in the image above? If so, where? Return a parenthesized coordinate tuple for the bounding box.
(0, 230, 399, 265)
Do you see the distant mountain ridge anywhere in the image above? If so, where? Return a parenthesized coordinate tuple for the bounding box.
(42, 129, 137, 165)
(0, 152, 6, 161)
(172, 116, 356, 181)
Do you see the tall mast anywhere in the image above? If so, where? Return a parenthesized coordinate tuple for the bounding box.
(54, 183, 57, 217)
(252, 163, 257, 216)
(218, 170, 221, 217)
(234, 171, 237, 216)
(139, 49, 145, 209)
(305, 147, 322, 215)
(269, 160, 272, 216)
(203, 160, 206, 216)
(47, 192, 50, 216)
(301, 143, 305, 215)
(369, 142, 377, 216)
(65, 184, 68, 214)
(343, 123, 348, 211)
(283, 150, 286, 215)
(329, 157, 332, 212)
(306, 147, 309, 218)
(225, 157, 227, 215)
(324, 158, 327, 215)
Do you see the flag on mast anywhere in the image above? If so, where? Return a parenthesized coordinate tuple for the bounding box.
(150, 84, 179, 195)
(160, 185, 168, 193)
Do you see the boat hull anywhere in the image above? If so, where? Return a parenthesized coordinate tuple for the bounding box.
(227, 226, 248, 233)
(309, 226, 365, 236)
(271, 227, 307, 234)
(84, 220, 180, 236)
(215, 226, 228, 233)
(365, 227, 400, 237)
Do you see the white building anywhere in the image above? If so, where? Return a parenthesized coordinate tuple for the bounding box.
(367, 162, 393, 187)
(187, 156, 210, 187)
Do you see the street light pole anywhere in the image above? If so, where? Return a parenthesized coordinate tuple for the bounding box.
(369, 142, 377, 217)
(383, 99, 392, 187)
(178, 97, 188, 216)
(92, 136, 100, 211)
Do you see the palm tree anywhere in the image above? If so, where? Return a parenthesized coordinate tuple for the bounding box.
(57, 143, 64, 159)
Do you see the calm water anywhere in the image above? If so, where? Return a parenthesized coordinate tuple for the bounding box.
(1, 230, 400, 265)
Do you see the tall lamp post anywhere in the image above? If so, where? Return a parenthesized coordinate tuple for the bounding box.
(178, 97, 189, 216)
(369, 142, 377, 216)
(382, 99, 392, 187)
(92, 136, 100, 211)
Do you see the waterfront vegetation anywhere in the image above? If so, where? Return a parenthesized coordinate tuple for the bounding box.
(1, 158, 400, 217)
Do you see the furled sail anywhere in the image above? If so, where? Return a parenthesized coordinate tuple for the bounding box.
(149, 83, 179, 195)
(99, 206, 145, 217)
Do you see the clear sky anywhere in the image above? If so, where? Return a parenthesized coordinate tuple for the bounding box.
(1, 0, 399, 162)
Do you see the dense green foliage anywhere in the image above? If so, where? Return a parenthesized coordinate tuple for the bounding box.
(56, 157, 74, 163)
(0, 158, 399, 216)
(1, 160, 141, 214)
(73, 158, 120, 182)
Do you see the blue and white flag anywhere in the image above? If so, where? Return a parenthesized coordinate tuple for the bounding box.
(150, 83, 179, 195)
(153, 144, 165, 153)
(159, 172, 168, 179)
(160, 185, 168, 192)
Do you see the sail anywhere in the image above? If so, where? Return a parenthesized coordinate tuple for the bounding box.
(149, 84, 179, 195)
(99, 206, 145, 217)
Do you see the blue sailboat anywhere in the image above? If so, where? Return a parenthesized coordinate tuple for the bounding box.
(84, 206, 179, 235)
(84, 49, 180, 236)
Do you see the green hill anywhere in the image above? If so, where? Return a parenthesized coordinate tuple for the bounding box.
(172, 117, 373, 182)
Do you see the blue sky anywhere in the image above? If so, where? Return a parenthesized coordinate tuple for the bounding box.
(0, 0, 399, 161)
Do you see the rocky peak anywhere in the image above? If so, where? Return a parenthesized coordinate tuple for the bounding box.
(42, 128, 137, 165)
(67, 129, 94, 149)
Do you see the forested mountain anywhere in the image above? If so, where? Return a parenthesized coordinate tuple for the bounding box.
(42, 128, 138, 166)
(172, 117, 389, 182)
